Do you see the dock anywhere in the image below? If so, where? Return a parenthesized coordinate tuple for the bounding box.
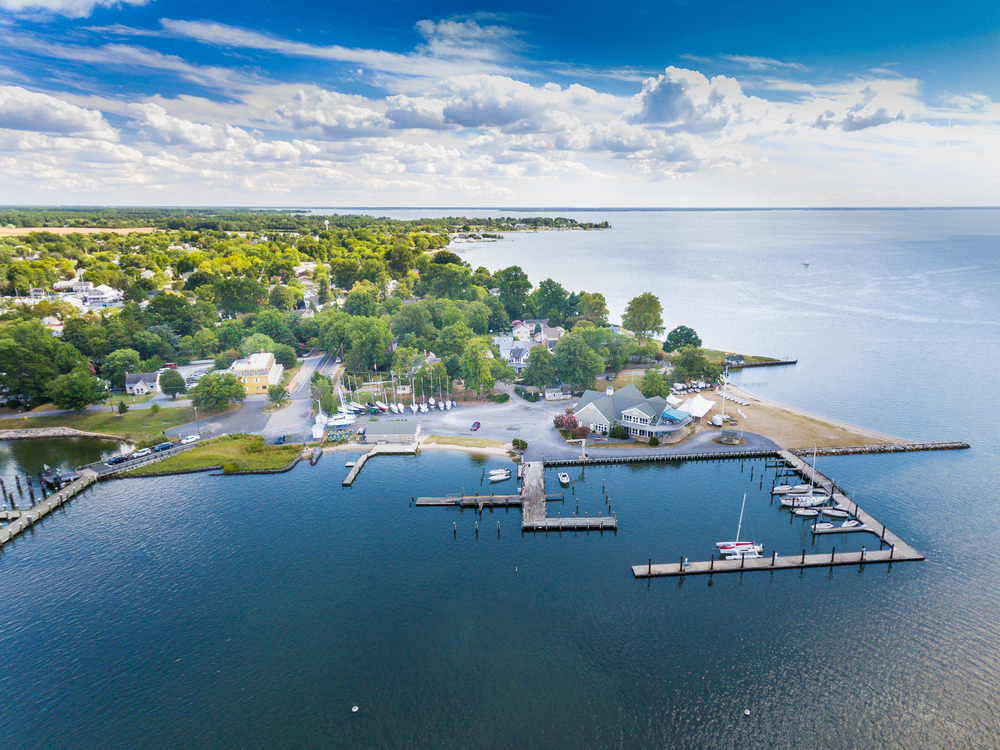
(0, 469, 98, 548)
(633, 449, 923, 577)
(343, 443, 418, 486)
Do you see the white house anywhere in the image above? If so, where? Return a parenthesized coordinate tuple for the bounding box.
(125, 371, 160, 395)
(84, 284, 120, 305)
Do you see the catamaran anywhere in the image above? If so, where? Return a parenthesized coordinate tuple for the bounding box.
(716, 493, 763, 559)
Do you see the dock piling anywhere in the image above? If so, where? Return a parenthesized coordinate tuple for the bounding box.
(771, 550, 776, 566)
(831, 547, 836, 564)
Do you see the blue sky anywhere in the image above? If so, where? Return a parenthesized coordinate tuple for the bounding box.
(1, 0, 998, 206)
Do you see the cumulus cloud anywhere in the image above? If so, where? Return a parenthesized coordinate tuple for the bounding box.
(841, 106, 905, 131)
(384, 95, 450, 130)
(273, 90, 388, 139)
(0, 0, 149, 19)
(0, 86, 117, 140)
(625, 67, 762, 132)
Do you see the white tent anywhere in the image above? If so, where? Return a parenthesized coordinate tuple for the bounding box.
(680, 394, 714, 419)
(665, 394, 683, 407)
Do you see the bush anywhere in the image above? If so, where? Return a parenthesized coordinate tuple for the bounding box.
(515, 386, 540, 403)
(571, 425, 590, 439)
(222, 462, 240, 474)
(487, 393, 510, 403)
(648, 436, 660, 446)
(512, 438, 527, 451)
(610, 424, 629, 440)
(150, 403, 161, 414)
(553, 413, 578, 431)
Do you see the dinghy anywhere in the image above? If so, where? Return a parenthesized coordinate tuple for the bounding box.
(812, 522, 835, 531)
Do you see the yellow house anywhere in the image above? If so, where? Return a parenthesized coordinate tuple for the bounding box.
(230, 351, 284, 395)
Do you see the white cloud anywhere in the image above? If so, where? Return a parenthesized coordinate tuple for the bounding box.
(0, 0, 149, 19)
(0, 85, 117, 140)
(625, 67, 765, 132)
(272, 90, 389, 139)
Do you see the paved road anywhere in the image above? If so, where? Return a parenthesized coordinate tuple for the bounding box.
(164, 396, 271, 440)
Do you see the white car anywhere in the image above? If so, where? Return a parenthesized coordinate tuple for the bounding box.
(132, 448, 152, 458)
(180, 435, 200, 445)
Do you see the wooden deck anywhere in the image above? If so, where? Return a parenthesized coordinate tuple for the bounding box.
(523, 516, 617, 531)
(0, 470, 98, 547)
(343, 443, 418, 486)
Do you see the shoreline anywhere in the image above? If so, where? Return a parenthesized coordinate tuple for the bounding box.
(0, 427, 128, 443)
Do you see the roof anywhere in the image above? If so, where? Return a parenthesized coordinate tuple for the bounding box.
(364, 418, 420, 436)
(680, 394, 714, 418)
(125, 372, 159, 386)
(575, 383, 672, 426)
(662, 408, 691, 422)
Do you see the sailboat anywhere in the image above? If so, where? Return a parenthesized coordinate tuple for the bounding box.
(716, 493, 763, 559)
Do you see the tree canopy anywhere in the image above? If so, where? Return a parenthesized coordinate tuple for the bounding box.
(622, 293, 664, 342)
(664, 325, 702, 352)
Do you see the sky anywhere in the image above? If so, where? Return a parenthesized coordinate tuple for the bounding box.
(1, 0, 999, 207)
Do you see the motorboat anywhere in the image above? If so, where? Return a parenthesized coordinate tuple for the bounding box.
(793, 508, 820, 517)
(489, 468, 511, 476)
(345, 461, 356, 468)
(489, 472, 511, 483)
(812, 522, 834, 531)
(558, 472, 570, 486)
(716, 493, 763, 559)
(779, 495, 829, 508)
(821, 508, 849, 518)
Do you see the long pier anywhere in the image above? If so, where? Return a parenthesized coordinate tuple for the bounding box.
(0, 469, 97, 548)
(543, 450, 777, 468)
(633, 449, 924, 578)
(343, 443, 418, 486)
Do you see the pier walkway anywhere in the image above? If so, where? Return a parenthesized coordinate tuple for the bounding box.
(0, 469, 97, 548)
(343, 443, 418, 486)
(633, 449, 923, 578)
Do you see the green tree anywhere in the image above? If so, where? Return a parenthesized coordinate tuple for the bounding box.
(521, 345, 556, 387)
(531, 278, 569, 321)
(622, 292, 664, 343)
(434, 322, 474, 359)
(100, 348, 142, 388)
(605, 333, 636, 376)
(345, 317, 393, 373)
(47, 368, 107, 412)
(672, 346, 722, 384)
(159, 368, 187, 399)
(191, 372, 247, 412)
(553, 332, 605, 391)
(240, 333, 276, 356)
(640, 368, 672, 399)
(460, 340, 495, 396)
(494, 266, 532, 319)
(344, 287, 378, 317)
(268, 285, 296, 311)
(320, 391, 337, 414)
(267, 384, 290, 405)
(214, 276, 267, 317)
(117, 399, 129, 414)
(663, 325, 702, 353)
(578, 292, 609, 326)
(316, 270, 331, 305)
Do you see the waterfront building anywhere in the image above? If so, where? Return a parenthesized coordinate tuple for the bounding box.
(229, 351, 284, 395)
(363, 417, 421, 444)
(573, 384, 692, 440)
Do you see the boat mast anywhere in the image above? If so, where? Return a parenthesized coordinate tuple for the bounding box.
(735, 493, 747, 543)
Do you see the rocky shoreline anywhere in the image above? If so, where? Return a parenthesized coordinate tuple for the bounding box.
(0, 427, 125, 442)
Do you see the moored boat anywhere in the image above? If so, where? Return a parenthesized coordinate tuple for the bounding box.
(557, 472, 570, 486)
(779, 495, 829, 508)
(794, 508, 819, 517)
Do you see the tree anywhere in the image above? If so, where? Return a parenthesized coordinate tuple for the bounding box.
(622, 292, 664, 343)
(268, 285, 296, 311)
(532, 278, 569, 321)
(521, 345, 556, 387)
(663, 325, 702, 353)
(47, 368, 107, 412)
(494, 266, 532, 319)
(214, 276, 267, 317)
(320, 391, 337, 414)
(100, 348, 142, 387)
(117, 399, 129, 414)
(267, 384, 290, 405)
(191, 372, 246, 412)
(271, 343, 297, 369)
(605, 333, 636, 376)
(159, 368, 187, 399)
(240, 333, 276, 356)
(344, 317, 393, 373)
(343, 287, 377, 317)
(553, 332, 605, 392)
(672, 346, 722, 384)
(578, 292, 609, 326)
(460, 340, 495, 396)
(640, 368, 672, 399)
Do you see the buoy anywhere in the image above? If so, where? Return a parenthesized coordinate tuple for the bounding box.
(744, 709, 750, 717)
(352, 706, 359, 713)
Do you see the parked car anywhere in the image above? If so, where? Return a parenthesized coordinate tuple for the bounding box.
(180, 435, 200, 445)
(153, 441, 173, 452)
(132, 448, 152, 458)
(471, 422, 481, 431)
(274, 435, 285, 444)
(106, 454, 130, 465)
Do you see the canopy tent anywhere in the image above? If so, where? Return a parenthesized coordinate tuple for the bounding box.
(665, 394, 683, 407)
(661, 408, 690, 423)
(680, 394, 714, 419)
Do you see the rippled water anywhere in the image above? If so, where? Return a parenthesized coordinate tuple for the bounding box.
(2, 210, 999, 748)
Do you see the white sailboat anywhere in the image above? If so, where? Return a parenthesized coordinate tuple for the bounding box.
(779, 494, 829, 508)
(716, 494, 763, 559)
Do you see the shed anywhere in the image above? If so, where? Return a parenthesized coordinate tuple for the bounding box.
(364, 417, 421, 444)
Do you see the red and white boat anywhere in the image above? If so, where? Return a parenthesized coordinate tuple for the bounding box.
(716, 493, 763, 559)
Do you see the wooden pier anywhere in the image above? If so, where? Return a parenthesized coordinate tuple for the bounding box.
(632, 449, 924, 578)
(343, 443, 418, 486)
(0, 470, 97, 548)
(543, 450, 777, 468)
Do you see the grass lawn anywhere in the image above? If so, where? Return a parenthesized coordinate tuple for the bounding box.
(281, 364, 301, 387)
(128, 435, 303, 475)
(423, 435, 508, 449)
(11, 407, 197, 446)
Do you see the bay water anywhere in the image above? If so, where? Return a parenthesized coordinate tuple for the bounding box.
(1, 210, 998, 748)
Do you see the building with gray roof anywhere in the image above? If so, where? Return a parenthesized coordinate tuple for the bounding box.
(574, 383, 692, 441)
(363, 417, 421, 444)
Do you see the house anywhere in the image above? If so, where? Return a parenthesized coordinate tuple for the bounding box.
(364, 417, 421, 444)
(573, 383, 692, 441)
(53, 279, 93, 293)
(230, 350, 284, 395)
(29, 288, 46, 299)
(41, 316, 63, 336)
(492, 335, 538, 373)
(522, 318, 565, 350)
(488, 288, 501, 297)
(544, 385, 573, 401)
(84, 284, 120, 305)
(140, 270, 155, 280)
(724, 354, 746, 367)
(125, 371, 160, 395)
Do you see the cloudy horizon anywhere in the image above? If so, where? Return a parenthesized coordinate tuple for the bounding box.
(1, 0, 998, 207)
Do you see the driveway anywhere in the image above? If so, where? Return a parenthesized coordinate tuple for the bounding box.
(164, 396, 270, 440)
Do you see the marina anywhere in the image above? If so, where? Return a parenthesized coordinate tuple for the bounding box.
(0, 470, 98, 548)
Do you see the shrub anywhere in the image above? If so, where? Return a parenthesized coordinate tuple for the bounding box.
(553, 413, 579, 431)
(150, 403, 161, 414)
(512, 438, 527, 451)
(610, 425, 629, 440)
(486, 392, 510, 403)
(222, 462, 240, 474)
(571, 425, 590, 439)
(648, 436, 660, 446)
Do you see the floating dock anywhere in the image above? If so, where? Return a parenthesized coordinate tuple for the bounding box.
(632, 449, 924, 578)
(0, 469, 97, 548)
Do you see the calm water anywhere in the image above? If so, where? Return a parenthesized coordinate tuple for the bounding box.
(2, 210, 999, 749)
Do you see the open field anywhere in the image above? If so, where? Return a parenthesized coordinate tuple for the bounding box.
(128, 435, 301, 474)
(422, 435, 509, 449)
(0, 226, 158, 235)
(9, 407, 197, 446)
